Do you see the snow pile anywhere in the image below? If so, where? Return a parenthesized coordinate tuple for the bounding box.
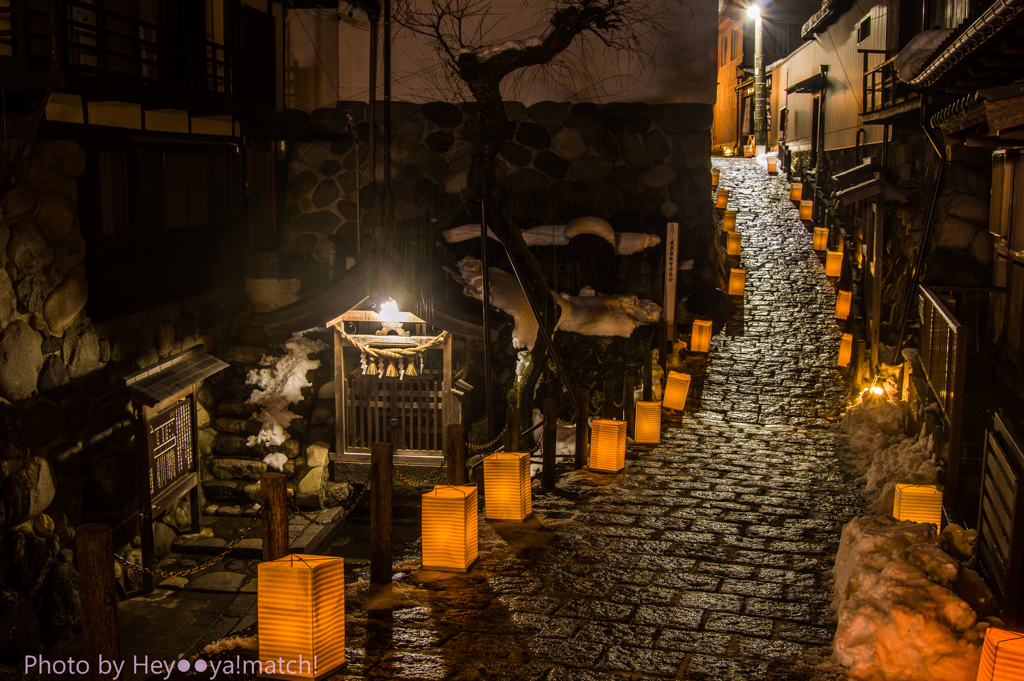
(466, 37, 542, 60)
(443, 216, 661, 255)
(246, 332, 327, 448)
(832, 515, 994, 681)
(456, 256, 538, 349)
(201, 635, 258, 655)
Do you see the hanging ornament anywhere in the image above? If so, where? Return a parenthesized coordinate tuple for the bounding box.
(360, 351, 368, 375)
(366, 358, 377, 375)
(377, 361, 385, 378)
(406, 360, 418, 377)
(386, 361, 399, 377)
(419, 353, 424, 375)
(399, 361, 406, 380)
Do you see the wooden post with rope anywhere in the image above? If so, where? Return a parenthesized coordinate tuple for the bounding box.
(78, 524, 119, 681)
(575, 389, 589, 469)
(261, 473, 289, 562)
(370, 441, 393, 585)
(505, 406, 520, 451)
(446, 424, 466, 485)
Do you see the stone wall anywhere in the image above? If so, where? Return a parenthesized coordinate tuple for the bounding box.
(282, 100, 719, 299)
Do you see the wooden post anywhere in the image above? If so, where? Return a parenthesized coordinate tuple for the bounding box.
(441, 332, 455, 452)
(261, 473, 289, 562)
(446, 424, 466, 485)
(370, 441, 393, 586)
(643, 348, 653, 401)
(575, 389, 589, 470)
(505, 406, 520, 451)
(602, 380, 616, 419)
(624, 375, 635, 439)
(78, 524, 119, 681)
(542, 398, 556, 488)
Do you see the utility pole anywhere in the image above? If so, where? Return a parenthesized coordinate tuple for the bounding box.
(749, 3, 767, 149)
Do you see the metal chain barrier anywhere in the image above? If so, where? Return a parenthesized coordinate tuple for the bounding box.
(289, 483, 371, 525)
(466, 423, 508, 451)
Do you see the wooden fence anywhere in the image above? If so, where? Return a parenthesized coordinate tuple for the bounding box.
(344, 373, 444, 453)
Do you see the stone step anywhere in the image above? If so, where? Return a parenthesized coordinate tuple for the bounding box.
(213, 417, 262, 435)
(170, 507, 347, 560)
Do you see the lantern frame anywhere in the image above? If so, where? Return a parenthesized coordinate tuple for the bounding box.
(634, 401, 662, 444)
(893, 483, 943, 528)
(813, 227, 829, 252)
(723, 210, 737, 231)
(421, 485, 479, 572)
(663, 371, 691, 411)
(716, 189, 730, 210)
(838, 333, 853, 367)
(836, 290, 852, 320)
(589, 419, 627, 473)
(711, 168, 720, 188)
(483, 451, 532, 522)
(799, 200, 814, 221)
(728, 268, 746, 296)
(825, 250, 843, 277)
(691, 319, 712, 353)
(767, 158, 777, 174)
(726, 231, 742, 256)
(790, 182, 803, 201)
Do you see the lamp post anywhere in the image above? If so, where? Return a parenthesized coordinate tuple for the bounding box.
(748, 3, 766, 149)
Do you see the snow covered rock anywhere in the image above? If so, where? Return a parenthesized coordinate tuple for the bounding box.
(246, 332, 327, 448)
(442, 216, 661, 255)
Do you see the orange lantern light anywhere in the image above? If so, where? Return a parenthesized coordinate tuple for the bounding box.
(893, 483, 943, 528)
(258, 554, 345, 680)
(663, 371, 691, 411)
(483, 451, 532, 521)
(716, 189, 730, 210)
(813, 227, 829, 252)
(790, 182, 802, 201)
(691, 319, 712, 353)
(711, 168, 720, 188)
(977, 627, 1024, 681)
(634, 401, 661, 444)
(836, 290, 852, 320)
(723, 210, 737, 231)
(838, 333, 853, 367)
(825, 250, 843, 277)
(726, 231, 742, 256)
(767, 158, 777, 174)
(590, 419, 627, 473)
(729, 268, 746, 296)
(422, 485, 478, 572)
(799, 200, 814, 221)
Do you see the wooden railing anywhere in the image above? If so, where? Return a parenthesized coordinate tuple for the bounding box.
(862, 53, 913, 115)
(344, 373, 445, 454)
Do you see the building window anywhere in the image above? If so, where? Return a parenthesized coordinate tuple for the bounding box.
(730, 28, 740, 61)
(721, 35, 729, 66)
(858, 16, 871, 42)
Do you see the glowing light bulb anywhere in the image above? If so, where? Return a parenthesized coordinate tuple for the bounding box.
(379, 298, 401, 322)
(871, 386, 884, 396)
(747, 3, 761, 19)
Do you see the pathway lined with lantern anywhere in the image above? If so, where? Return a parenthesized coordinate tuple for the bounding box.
(334, 158, 864, 681)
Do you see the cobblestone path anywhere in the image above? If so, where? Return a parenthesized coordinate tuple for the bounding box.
(337, 158, 865, 680)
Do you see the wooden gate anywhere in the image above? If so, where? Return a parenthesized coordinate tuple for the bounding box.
(343, 373, 444, 453)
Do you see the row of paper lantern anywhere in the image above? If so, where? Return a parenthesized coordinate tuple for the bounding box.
(712, 185, 747, 297)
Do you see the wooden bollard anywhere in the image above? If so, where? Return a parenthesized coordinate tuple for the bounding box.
(602, 380, 616, 419)
(575, 389, 589, 470)
(446, 424, 466, 485)
(505, 406, 520, 451)
(542, 398, 557, 488)
(624, 375, 635, 439)
(370, 441, 393, 585)
(261, 473, 289, 562)
(78, 524, 119, 681)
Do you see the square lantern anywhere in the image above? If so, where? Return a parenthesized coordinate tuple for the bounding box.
(813, 227, 829, 252)
(976, 627, 1024, 681)
(483, 451, 532, 521)
(799, 200, 814, 221)
(259, 554, 345, 681)
(634, 401, 662, 444)
(825, 250, 843, 277)
(691, 319, 712, 353)
(893, 483, 943, 528)
(711, 168, 720, 188)
(836, 290, 852, 320)
(767, 158, 777, 174)
(729, 268, 746, 296)
(663, 371, 691, 411)
(590, 419, 627, 473)
(716, 189, 730, 210)
(723, 210, 737, 231)
(790, 182, 802, 202)
(838, 333, 853, 367)
(422, 485, 478, 572)
(726, 231, 742, 256)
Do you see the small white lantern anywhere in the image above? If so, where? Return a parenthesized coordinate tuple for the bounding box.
(838, 333, 853, 367)
(726, 231, 742, 256)
(589, 419, 627, 473)
(767, 158, 777, 174)
(422, 485, 479, 572)
(483, 451, 532, 522)
(711, 168, 720, 188)
(634, 401, 661, 444)
(663, 371, 691, 411)
(825, 250, 843, 277)
(790, 183, 802, 201)
(799, 200, 814, 221)
(976, 627, 1024, 681)
(893, 483, 943, 528)
(813, 227, 829, 252)
(836, 290, 852, 320)
(716, 189, 730, 210)
(723, 210, 737, 231)
(691, 319, 712, 353)
(728, 268, 746, 296)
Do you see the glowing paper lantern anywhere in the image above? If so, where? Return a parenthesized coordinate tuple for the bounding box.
(977, 627, 1024, 681)
(799, 200, 814, 221)
(813, 227, 829, 251)
(726, 231, 742, 256)
(790, 183, 802, 201)
(893, 483, 943, 528)
(729, 268, 746, 296)
(590, 419, 626, 473)
(711, 168, 720, 187)
(634, 401, 661, 444)
(838, 333, 853, 367)
(767, 158, 777, 174)
(723, 210, 737, 231)
(663, 371, 691, 411)
(691, 319, 712, 353)
(836, 290, 852, 320)
(483, 451, 532, 521)
(716, 189, 730, 210)
(422, 485, 478, 572)
(825, 250, 843, 277)
(259, 555, 345, 680)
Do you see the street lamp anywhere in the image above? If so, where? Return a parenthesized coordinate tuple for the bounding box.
(747, 2, 766, 149)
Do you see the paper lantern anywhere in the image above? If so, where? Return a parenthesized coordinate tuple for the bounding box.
(767, 158, 777, 174)
(825, 250, 843, 277)
(977, 627, 1024, 681)
(483, 451, 532, 521)
(422, 485, 478, 572)
(799, 200, 814, 221)
(893, 483, 943, 528)
(691, 319, 712, 353)
(723, 210, 737, 231)
(590, 419, 626, 473)
(259, 555, 345, 680)
(813, 227, 829, 251)
(716, 189, 730, 210)
(711, 168, 720, 187)
(634, 401, 661, 444)
(836, 290, 852, 320)
(728, 268, 746, 296)
(790, 183, 802, 201)
(726, 231, 742, 256)
(663, 371, 691, 411)
(838, 333, 853, 367)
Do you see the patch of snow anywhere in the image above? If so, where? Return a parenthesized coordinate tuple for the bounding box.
(895, 29, 954, 82)
(246, 332, 327, 448)
(457, 256, 538, 350)
(442, 217, 661, 255)
(201, 635, 258, 655)
(263, 452, 288, 472)
(475, 37, 542, 59)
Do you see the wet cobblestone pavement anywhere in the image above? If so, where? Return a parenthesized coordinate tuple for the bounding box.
(332, 158, 865, 680)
